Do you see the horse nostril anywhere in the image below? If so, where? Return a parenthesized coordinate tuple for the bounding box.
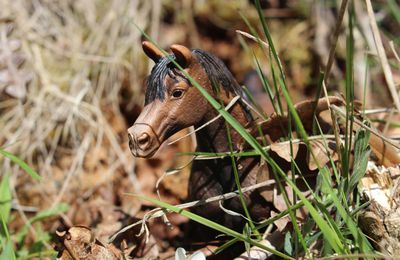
(137, 133, 150, 149)
(128, 133, 135, 150)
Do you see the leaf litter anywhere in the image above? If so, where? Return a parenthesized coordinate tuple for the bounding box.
(1, 0, 400, 258)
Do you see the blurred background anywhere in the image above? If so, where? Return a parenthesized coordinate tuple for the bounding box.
(0, 0, 399, 258)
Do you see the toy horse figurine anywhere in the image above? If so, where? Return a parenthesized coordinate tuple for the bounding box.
(128, 41, 273, 226)
(127, 41, 400, 229)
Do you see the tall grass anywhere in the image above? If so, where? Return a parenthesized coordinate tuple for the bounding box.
(133, 0, 394, 258)
(0, 0, 396, 258)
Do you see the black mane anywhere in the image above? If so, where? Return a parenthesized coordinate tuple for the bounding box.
(144, 49, 251, 119)
(192, 49, 243, 97)
(144, 55, 173, 104)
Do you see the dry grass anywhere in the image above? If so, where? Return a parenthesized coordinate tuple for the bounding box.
(0, 0, 164, 217)
(1, 0, 400, 257)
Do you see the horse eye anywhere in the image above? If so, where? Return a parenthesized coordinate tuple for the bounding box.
(172, 89, 184, 98)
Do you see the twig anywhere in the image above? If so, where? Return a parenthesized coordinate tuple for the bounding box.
(364, 107, 399, 115)
(11, 203, 38, 213)
(193, 134, 342, 160)
(155, 157, 195, 200)
(235, 30, 270, 49)
(323, 0, 349, 85)
(167, 96, 240, 145)
(168, 94, 268, 146)
(110, 175, 305, 242)
(331, 104, 400, 149)
(365, 0, 400, 111)
(389, 40, 400, 64)
(239, 95, 268, 120)
(321, 84, 344, 163)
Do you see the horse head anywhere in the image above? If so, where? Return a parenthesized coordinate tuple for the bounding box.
(128, 41, 252, 158)
(128, 42, 214, 157)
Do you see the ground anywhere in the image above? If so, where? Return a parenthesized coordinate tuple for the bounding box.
(1, 0, 400, 259)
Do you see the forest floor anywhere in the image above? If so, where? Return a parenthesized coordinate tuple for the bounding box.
(1, 0, 400, 259)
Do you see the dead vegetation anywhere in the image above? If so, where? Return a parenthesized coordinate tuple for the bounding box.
(1, 0, 400, 259)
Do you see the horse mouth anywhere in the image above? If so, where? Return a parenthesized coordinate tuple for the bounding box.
(129, 145, 159, 158)
(128, 133, 160, 158)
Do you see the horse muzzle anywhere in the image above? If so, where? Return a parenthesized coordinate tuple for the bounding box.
(127, 124, 160, 158)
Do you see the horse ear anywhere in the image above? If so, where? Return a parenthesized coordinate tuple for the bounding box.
(170, 44, 193, 67)
(142, 41, 164, 63)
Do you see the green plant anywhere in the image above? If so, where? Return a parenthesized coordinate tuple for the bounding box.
(0, 149, 68, 259)
(128, 0, 395, 258)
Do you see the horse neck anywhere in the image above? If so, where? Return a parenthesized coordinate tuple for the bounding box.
(195, 96, 251, 154)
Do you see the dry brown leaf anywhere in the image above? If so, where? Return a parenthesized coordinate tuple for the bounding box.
(307, 140, 338, 171)
(270, 211, 291, 232)
(270, 142, 300, 162)
(56, 223, 161, 260)
(256, 161, 274, 202)
(272, 171, 311, 222)
(268, 139, 338, 172)
(369, 134, 400, 167)
(55, 226, 121, 260)
(251, 96, 345, 143)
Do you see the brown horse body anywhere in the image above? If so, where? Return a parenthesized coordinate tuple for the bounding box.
(128, 42, 272, 227)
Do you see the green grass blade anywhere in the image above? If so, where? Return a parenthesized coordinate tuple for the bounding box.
(349, 129, 370, 191)
(275, 167, 345, 254)
(225, 122, 260, 239)
(320, 168, 373, 253)
(131, 194, 293, 259)
(0, 214, 11, 241)
(29, 203, 69, 224)
(0, 239, 16, 260)
(241, 84, 268, 120)
(254, 0, 286, 81)
(343, 0, 355, 183)
(312, 72, 325, 134)
(0, 174, 12, 224)
(0, 149, 41, 181)
(270, 165, 310, 257)
(15, 203, 68, 245)
(388, 0, 400, 24)
(136, 24, 346, 255)
(254, 55, 280, 113)
(216, 201, 305, 254)
(238, 11, 281, 114)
